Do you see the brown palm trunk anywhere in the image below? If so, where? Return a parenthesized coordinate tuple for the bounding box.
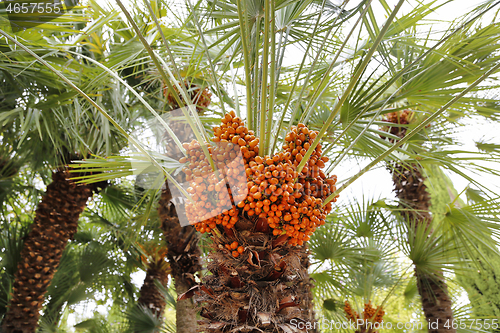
(392, 164, 455, 333)
(298, 244, 318, 332)
(184, 220, 316, 333)
(158, 188, 201, 333)
(2, 169, 94, 333)
(137, 265, 169, 318)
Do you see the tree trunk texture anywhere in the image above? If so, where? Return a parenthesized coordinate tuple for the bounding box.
(2, 170, 95, 333)
(392, 164, 455, 333)
(298, 245, 318, 332)
(137, 265, 170, 318)
(178, 216, 315, 333)
(158, 188, 202, 333)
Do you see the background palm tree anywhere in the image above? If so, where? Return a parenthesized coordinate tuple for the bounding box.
(0, 11, 147, 330)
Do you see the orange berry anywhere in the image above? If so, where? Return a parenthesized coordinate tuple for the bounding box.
(237, 246, 244, 254)
(249, 139, 259, 148)
(232, 251, 239, 257)
(231, 241, 238, 249)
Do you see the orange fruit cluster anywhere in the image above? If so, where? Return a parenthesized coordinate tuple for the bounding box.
(236, 154, 324, 246)
(344, 301, 360, 322)
(363, 300, 385, 323)
(178, 112, 339, 246)
(224, 241, 245, 257)
(284, 124, 338, 201)
(180, 138, 244, 233)
(212, 111, 259, 163)
(344, 300, 385, 324)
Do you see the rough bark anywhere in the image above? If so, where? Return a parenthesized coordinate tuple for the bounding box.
(186, 219, 315, 333)
(182, 203, 324, 331)
(298, 245, 318, 332)
(2, 170, 94, 333)
(137, 265, 169, 318)
(158, 188, 202, 333)
(173, 271, 199, 333)
(392, 164, 455, 333)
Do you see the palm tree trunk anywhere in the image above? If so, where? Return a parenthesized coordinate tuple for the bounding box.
(158, 188, 201, 333)
(2, 169, 94, 333)
(180, 218, 314, 333)
(392, 164, 455, 333)
(137, 265, 169, 318)
(298, 245, 318, 332)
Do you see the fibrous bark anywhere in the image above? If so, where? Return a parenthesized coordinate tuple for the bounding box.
(158, 188, 201, 333)
(185, 220, 317, 333)
(137, 264, 170, 318)
(392, 163, 455, 333)
(2, 170, 95, 333)
(383, 109, 455, 333)
(298, 245, 317, 332)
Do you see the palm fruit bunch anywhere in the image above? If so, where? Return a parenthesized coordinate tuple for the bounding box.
(363, 300, 385, 323)
(164, 81, 212, 112)
(179, 111, 256, 234)
(179, 127, 246, 233)
(212, 112, 260, 162)
(344, 300, 360, 322)
(176, 112, 338, 331)
(344, 300, 385, 333)
(178, 111, 338, 247)
(279, 124, 339, 246)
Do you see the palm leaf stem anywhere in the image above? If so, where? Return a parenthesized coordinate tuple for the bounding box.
(265, 0, 276, 156)
(236, 0, 253, 128)
(296, 0, 403, 175)
(259, 0, 271, 155)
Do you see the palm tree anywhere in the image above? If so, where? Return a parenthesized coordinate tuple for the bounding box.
(0, 16, 144, 330)
(366, 16, 500, 331)
(136, 243, 170, 322)
(158, 186, 202, 333)
(4, 0, 500, 332)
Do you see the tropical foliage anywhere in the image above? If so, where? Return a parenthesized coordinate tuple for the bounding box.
(1, 0, 500, 332)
